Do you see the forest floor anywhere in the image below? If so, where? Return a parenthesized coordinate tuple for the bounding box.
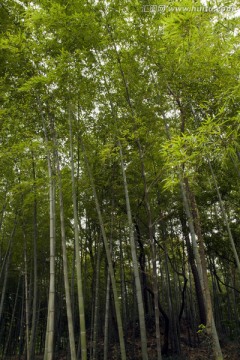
(180, 339, 240, 360)
(105, 334, 240, 360)
(106, 337, 240, 359)
(6, 334, 240, 359)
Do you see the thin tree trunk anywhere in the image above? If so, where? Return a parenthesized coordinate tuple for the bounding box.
(18, 283, 25, 360)
(2, 274, 21, 359)
(29, 151, 38, 360)
(44, 166, 56, 360)
(181, 179, 223, 360)
(119, 235, 127, 333)
(92, 244, 101, 360)
(69, 109, 87, 360)
(41, 111, 56, 360)
(55, 144, 77, 360)
(103, 272, 111, 360)
(23, 229, 30, 360)
(180, 213, 206, 325)
(163, 244, 180, 354)
(103, 203, 114, 360)
(118, 142, 148, 360)
(137, 139, 162, 360)
(81, 140, 127, 360)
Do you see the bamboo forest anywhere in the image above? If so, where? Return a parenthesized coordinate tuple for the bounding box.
(0, 0, 240, 359)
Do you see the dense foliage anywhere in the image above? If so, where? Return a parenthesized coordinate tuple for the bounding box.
(0, 1, 239, 359)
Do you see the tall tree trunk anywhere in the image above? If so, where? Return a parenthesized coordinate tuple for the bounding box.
(29, 151, 38, 360)
(3, 274, 21, 359)
(69, 108, 87, 360)
(118, 142, 148, 360)
(103, 203, 114, 360)
(92, 244, 101, 360)
(55, 143, 77, 360)
(137, 140, 162, 360)
(81, 141, 127, 360)
(18, 283, 25, 360)
(103, 271, 111, 360)
(23, 229, 30, 360)
(41, 111, 56, 360)
(179, 213, 206, 325)
(163, 244, 180, 354)
(181, 179, 223, 360)
(119, 235, 127, 333)
(44, 163, 56, 360)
